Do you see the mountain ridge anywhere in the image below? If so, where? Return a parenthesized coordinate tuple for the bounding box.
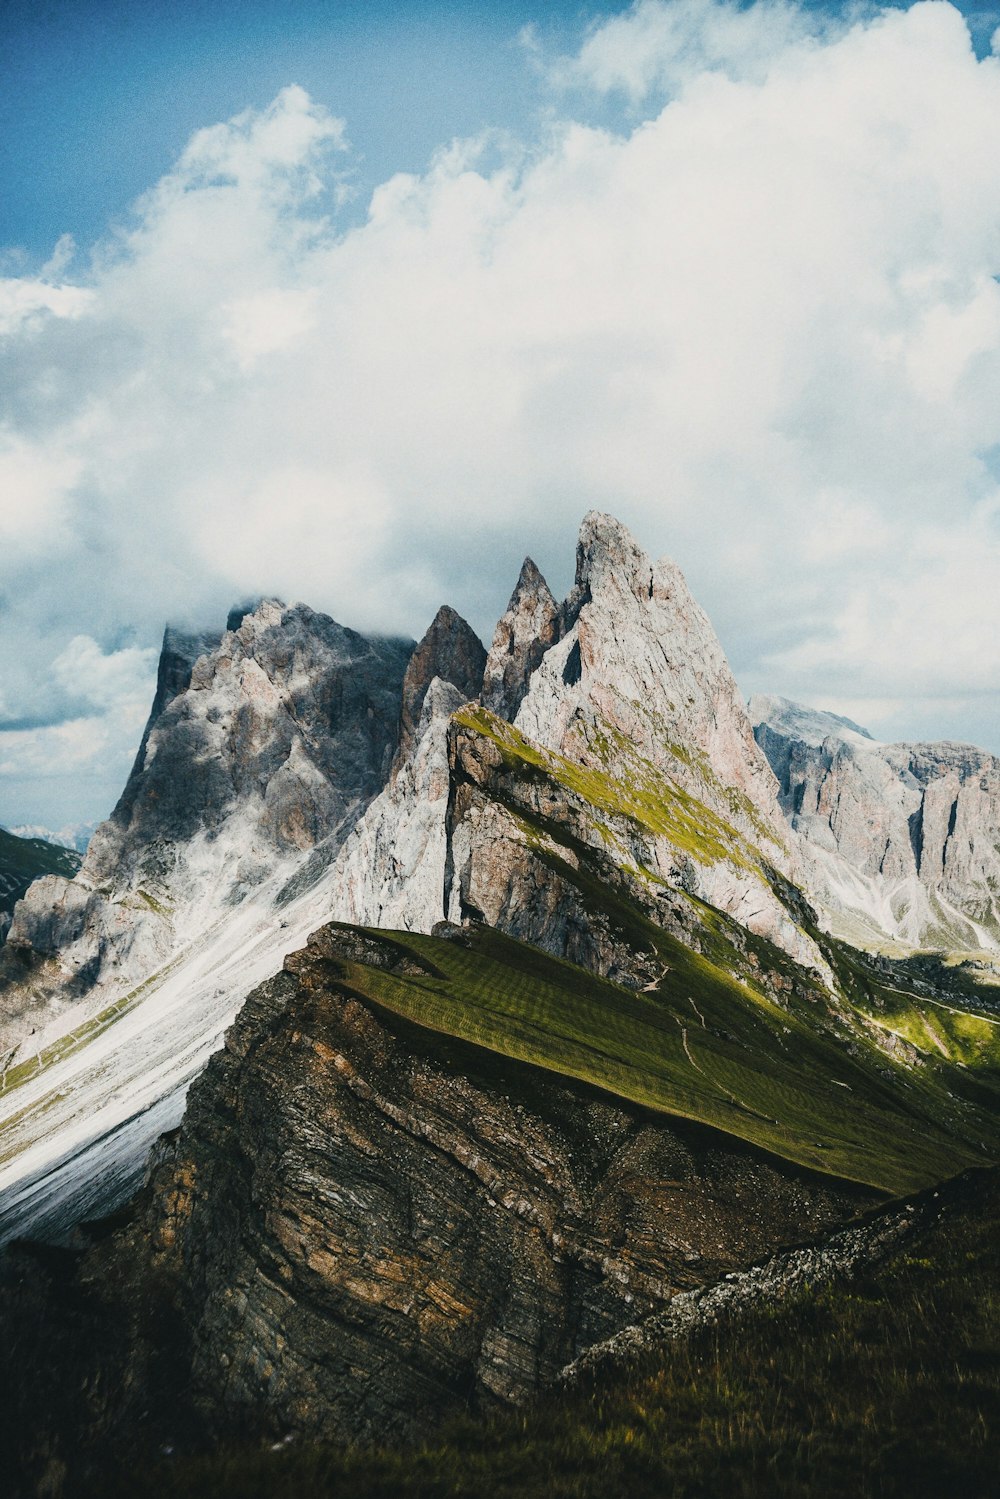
(2, 510, 1000, 1488)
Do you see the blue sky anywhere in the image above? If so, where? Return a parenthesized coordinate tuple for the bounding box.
(2, 0, 592, 259)
(4, 0, 1000, 826)
(7, 0, 998, 261)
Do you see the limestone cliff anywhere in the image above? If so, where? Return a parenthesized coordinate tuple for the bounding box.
(452, 514, 825, 976)
(752, 695, 1000, 951)
(326, 607, 485, 931)
(0, 604, 413, 1051)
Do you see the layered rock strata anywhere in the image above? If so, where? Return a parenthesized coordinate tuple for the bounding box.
(125, 925, 875, 1446)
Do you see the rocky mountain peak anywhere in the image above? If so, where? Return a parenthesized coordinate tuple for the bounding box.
(399, 605, 486, 760)
(511, 513, 791, 863)
(575, 508, 654, 597)
(1, 604, 414, 1061)
(482, 556, 560, 722)
(753, 694, 1000, 950)
(749, 694, 877, 752)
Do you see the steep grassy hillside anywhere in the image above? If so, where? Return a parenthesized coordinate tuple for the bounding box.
(320, 920, 999, 1196)
(0, 827, 80, 924)
(435, 703, 1000, 1192)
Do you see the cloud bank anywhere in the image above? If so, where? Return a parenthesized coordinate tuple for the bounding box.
(3, 2, 1000, 822)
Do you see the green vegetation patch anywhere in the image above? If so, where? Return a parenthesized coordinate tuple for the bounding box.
(320, 922, 998, 1195)
(454, 706, 761, 875)
(864, 994, 1000, 1068)
(0, 827, 81, 917)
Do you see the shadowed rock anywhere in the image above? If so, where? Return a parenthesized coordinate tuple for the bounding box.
(398, 605, 486, 762)
(482, 558, 560, 722)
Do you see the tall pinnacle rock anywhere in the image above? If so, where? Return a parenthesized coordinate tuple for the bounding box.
(512, 511, 791, 864)
(448, 512, 823, 976)
(398, 605, 486, 762)
(482, 558, 560, 722)
(330, 605, 486, 932)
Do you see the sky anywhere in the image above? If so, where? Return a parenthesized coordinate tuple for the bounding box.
(4, 0, 1000, 828)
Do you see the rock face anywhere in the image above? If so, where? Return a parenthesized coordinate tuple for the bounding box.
(512, 514, 791, 853)
(6, 511, 1000, 1482)
(0, 603, 414, 1049)
(321, 514, 819, 972)
(9, 506, 1000, 1261)
(449, 514, 824, 976)
(398, 605, 485, 761)
(0, 828, 80, 940)
(130, 925, 873, 1446)
(328, 606, 485, 931)
(752, 695, 1000, 950)
(482, 558, 560, 722)
(0, 515, 830, 1247)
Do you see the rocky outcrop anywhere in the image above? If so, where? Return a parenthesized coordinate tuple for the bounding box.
(450, 515, 825, 976)
(327, 605, 485, 931)
(752, 695, 1000, 950)
(482, 558, 560, 722)
(0, 828, 80, 935)
(115, 624, 224, 825)
(9, 510, 997, 1263)
(512, 514, 792, 857)
(122, 925, 874, 1447)
(0, 604, 414, 1049)
(398, 605, 485, 761)
(561, 1167, 978, 1385)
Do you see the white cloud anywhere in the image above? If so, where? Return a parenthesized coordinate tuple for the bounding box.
(0, 276, 94, 336)
(549, 0, 835, 102)
(50, 636, 158, 714)
(0, 436, 82, 553)
(221, 288, 318, 369)
(5, 3, 1000, 824)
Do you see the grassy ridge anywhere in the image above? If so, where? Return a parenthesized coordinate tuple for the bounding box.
(454, 704, 766, 875)
(435, 705, 1000, 1190)
(325, 921, 998, 1195)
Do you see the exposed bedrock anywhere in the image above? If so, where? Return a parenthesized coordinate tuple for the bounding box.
(752, 695, 1000, 949)
(131, 927, 875, 1446)
(0, 604, 414, 1049)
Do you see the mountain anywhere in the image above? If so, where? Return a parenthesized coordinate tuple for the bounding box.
(0, 828, 80, 940)
(752, 694, 1000, 953)
(1, 513, 999, 1492)
(0, 606, 416, 1236)
(9, 825, 95, 855)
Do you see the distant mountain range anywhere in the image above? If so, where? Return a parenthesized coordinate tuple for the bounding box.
(1, 513, 997, 1492)
(0, 826, 80, 938)
(8, 823, 95, 855)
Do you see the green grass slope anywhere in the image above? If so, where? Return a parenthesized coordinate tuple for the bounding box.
(321, 919, 999, 1196)
(0, 826, 80, 921)
(434, 704, 1000, 1191)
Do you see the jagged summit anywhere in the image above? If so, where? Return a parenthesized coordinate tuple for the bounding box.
(6, 508, 1000, 1253)
(399, 604, 485, 760)
(5, 514, 1000, 1487)
(482, 556, 560, 721)
(511, 511, 792, 864)
(749, 694, 877, 751)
